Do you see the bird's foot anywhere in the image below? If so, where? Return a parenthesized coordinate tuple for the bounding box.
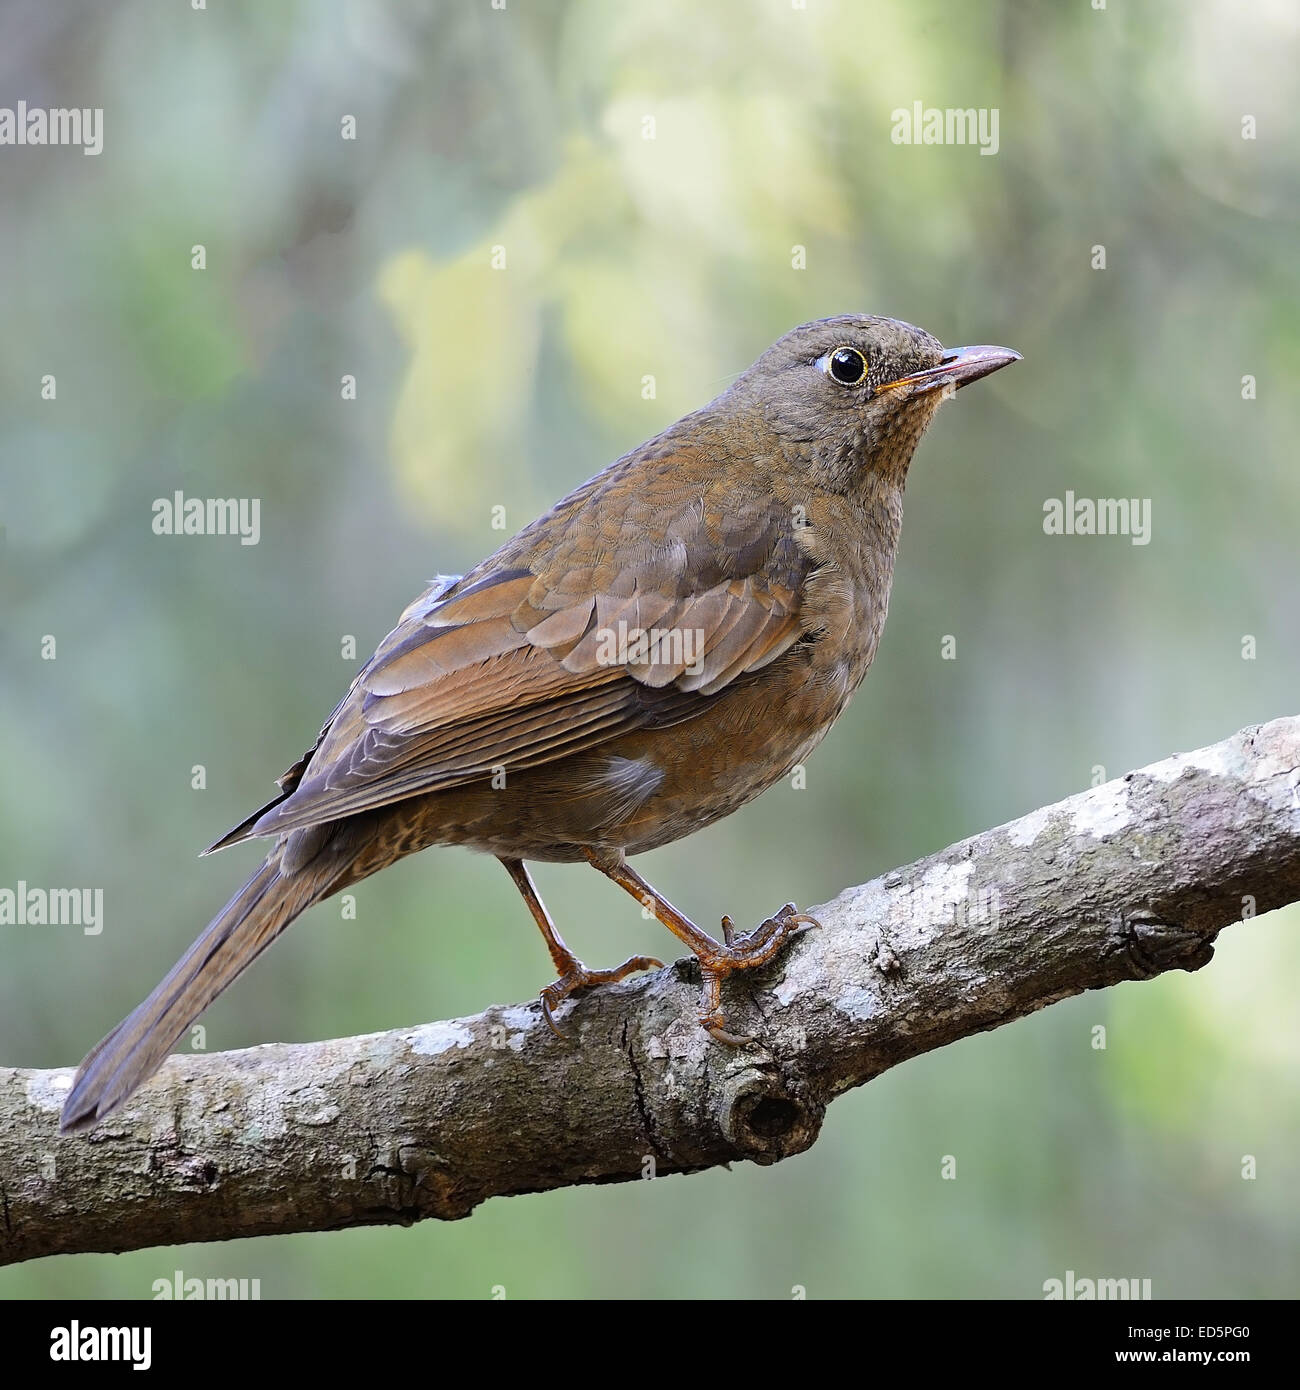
(696, 903, 820, 1045)
(540, 954, 663, 1039)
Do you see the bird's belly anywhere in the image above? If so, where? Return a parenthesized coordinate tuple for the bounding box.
(392, 651, 861, 863)
(602, 690, 839, 855)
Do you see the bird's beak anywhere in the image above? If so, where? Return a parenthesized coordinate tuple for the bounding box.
(880, 344, 1022, 396)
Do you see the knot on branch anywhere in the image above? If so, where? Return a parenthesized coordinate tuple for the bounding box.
(1121, 909, 1216, 977)
(718, 1067, 823, 1164)
(366, 1142, 476, 1222)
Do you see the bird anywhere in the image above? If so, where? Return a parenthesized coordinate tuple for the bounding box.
(60, 313, 1019, 1134)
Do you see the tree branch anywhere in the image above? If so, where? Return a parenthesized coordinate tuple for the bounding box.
(3, 716, 1299, 1265)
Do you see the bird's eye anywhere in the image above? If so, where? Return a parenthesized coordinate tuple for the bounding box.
(824, 346, 867, 385)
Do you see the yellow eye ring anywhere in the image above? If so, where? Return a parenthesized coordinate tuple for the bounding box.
(822, 346, 868, 385)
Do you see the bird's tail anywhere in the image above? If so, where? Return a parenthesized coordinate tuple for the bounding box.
(60, 852, 330, 1134)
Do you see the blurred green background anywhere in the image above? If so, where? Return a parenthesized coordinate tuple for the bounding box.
(2, 0, 1298, 1299)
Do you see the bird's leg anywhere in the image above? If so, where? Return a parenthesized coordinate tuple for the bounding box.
(498, 858, 661, 1039)
(582, 849, 819, 1046)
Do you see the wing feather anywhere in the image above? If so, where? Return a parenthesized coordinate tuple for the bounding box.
(216, 447, 813, 847)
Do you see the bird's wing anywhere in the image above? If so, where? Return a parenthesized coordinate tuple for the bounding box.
(215, 455, 809, 846)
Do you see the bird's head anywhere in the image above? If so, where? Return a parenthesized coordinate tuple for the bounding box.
(728, 314, 1020, 490)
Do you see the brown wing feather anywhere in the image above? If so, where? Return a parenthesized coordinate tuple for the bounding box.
(215, 439, 812, 847)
